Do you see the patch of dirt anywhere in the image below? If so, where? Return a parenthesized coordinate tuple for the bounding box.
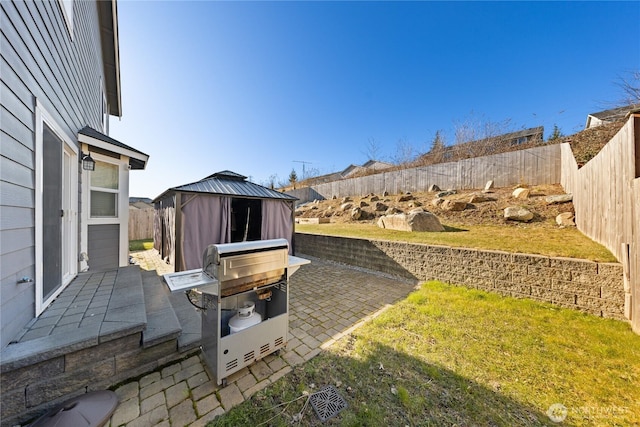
(295, 184, 575, 229)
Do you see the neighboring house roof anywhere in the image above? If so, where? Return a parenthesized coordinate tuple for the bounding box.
(341, 164, 360, 177)
(301, 159, 396, 185)
(129, 197, 153, 204)
(129, 201, 153, 210)
(585, 104, 640, 128)
(97, 0, 121, 116)
(362, 159, 394, 169)
(154, 170, 297, 202)
(78, 126, 149, 170)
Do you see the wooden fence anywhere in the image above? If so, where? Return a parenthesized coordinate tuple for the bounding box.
(561, 114, 639, 333)
(288, 143, 562, 203)
(128, 208, 154, 241)
(290, 117, 640, 333)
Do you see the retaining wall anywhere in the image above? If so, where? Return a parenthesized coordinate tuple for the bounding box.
(296, 233, 625, 319)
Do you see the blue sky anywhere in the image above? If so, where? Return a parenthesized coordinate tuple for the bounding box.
(109, 1, 640, 199)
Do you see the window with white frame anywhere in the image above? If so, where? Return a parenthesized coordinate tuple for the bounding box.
(90, 160, 119, 217)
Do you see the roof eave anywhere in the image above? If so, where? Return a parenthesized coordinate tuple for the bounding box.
(98, 0, 122, 117)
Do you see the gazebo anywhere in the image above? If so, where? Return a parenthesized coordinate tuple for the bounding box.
(153, 171, 297, 271)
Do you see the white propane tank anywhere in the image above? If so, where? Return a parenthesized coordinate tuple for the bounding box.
(229, 302, 262, 334)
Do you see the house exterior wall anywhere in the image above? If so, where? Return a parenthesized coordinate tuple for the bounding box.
(1, 1, 114, 348)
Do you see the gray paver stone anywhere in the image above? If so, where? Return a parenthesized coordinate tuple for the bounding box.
(169, 399, 197, 426)
(236, 371, 258, 393)
(166, 380, 190, 409)
(127, 405, 168, 427)
(139, 371, 161, 388)
(250, 360, 272, 382)
(181, 354, 201, 369)
(140, 377, 175, 400)
(282, 351, 305, 366)
(113, 381, 139, 402)
(161, 362, 181, 378)
(109, 397, 140, 426)
(218, 383, 244, 410)
(173, 362, 203, 383)
(140, 391, 166, 414)
(196, 393, 221, 416)
(187, 371, 209, 389)
(192, 380, 218, 401)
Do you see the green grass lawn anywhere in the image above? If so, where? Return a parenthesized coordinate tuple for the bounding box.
(211, 281, 639, 426)
(296, 223, 617, 262)
(129, 238, 154, 252)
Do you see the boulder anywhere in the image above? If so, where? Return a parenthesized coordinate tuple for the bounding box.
(397, 193, 414, 202)
(374, 202, 388, 212)
(428, 184, 441, 192)
(377, 211, 445, 232)
(469, 193, 495, 203)
(385, 206, 401, 215)
(512, 188, 530, 199)
(431, 198, 445, 208)
(359, 201, 369, 207)
(484, 180, 494, 191)
(442, 200, 467, 211)
(332, 195, 337, 200)
(504, 207, 534, 222)
(340, 202, 353, 211)
(436, 190, 456, 198)
(409, 207, 425, 214)
(408, 200, 422, 208)
(556, 212, 575, 226)
(341, 196, 351, 203)
(370, 195, 380, 202)
(382, 191, 389, 197)
(546, 194, 573, 205)
(351, 207, 363, 220)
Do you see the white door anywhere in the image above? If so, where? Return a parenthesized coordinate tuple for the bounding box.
(62, 146, 78, 285)
(36, 120, 78, 315)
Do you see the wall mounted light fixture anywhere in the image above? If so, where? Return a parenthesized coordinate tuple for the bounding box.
(81, 152, 95, 171)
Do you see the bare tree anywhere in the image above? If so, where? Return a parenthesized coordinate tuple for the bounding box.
(267, 174, 278, 190)
(614, 70, 640, 106)
(363, 137, 383, 161)
(452, 113, 513, 159)
(392, 138, 417, 166)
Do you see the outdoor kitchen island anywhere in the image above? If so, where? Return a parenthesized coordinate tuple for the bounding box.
(164, 239, 309, 386)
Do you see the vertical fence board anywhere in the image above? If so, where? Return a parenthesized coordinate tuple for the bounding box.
(128, 208, 154, 241)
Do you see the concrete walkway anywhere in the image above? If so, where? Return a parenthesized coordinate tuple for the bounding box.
(107, 250, 417, 426)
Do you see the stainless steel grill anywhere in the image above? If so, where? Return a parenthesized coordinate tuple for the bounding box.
(164, 238, 309, 385)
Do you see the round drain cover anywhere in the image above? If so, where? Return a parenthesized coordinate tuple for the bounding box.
(30, 390, 118, 427)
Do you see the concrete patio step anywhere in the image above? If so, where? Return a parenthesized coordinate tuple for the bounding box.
(166, 284, 202, 352)
(141, 270, 182, 348)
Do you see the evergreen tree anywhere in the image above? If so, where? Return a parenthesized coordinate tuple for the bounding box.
(289, 169, 298, 189)
(430, 130, 446, 153)
(548, 125, 564, 142)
